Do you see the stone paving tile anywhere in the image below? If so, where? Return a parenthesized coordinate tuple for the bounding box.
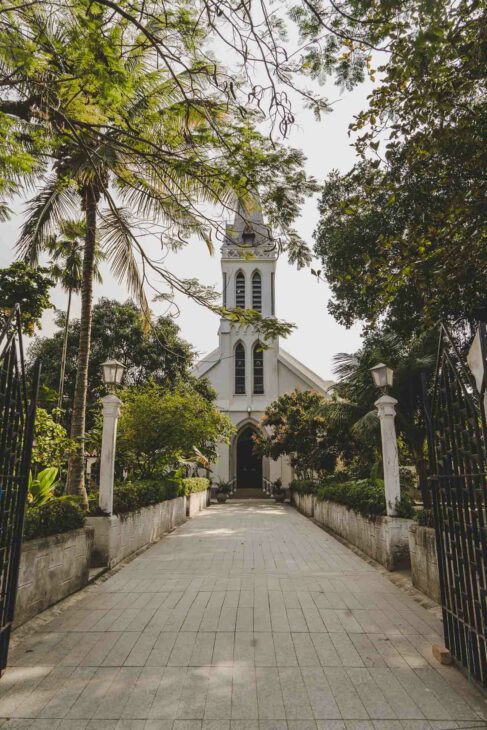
(3, 501, 487, 726)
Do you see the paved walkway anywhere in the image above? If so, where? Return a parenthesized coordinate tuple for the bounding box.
(2, 500, 487, 729)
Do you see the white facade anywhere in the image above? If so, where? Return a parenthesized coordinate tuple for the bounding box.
(194, 198, 333, 489)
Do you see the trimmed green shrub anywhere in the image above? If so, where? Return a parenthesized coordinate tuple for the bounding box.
(316, 478, 414, 519)
(291, 472, 352, 496)
(289, 479, 318, 495)
(23, 501, 85, 541)
(111, 478, 183, 515)
(182, 477, 210, 496)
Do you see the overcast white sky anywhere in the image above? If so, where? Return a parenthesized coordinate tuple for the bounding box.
(0, 75, 372, 381)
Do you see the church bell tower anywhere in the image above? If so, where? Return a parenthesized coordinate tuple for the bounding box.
(217, 196, 279, 409)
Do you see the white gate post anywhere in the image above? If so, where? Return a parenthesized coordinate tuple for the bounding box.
(375, 394, 401, 516)
(99, 393, 122, 515)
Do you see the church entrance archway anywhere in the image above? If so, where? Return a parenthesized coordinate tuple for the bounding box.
(236, 426, 262, 489)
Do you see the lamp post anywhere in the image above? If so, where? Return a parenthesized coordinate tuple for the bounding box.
(371, 363, 401, 517)
(99, 359, 125, 514)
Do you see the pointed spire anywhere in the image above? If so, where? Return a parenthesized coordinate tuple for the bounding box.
(225, 191, 270, 248)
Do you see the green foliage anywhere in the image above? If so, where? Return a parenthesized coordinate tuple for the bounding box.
(291, 475, 414, 519)
(182, 478, 210, 497)
(289, 479, 318, 496)
(415, 509, 435, 528)
(28, 467, 59, 508)
(0, 262, 54, 334)
(312, 1, 487, 334)
(215, 479, 233, 494)
(254, 389, 337, 478)
(117, 382, 234, 479)
(29, 299, 196, 425)
(316, 478, 414, 519)
(32, 408, 74, 472)
(23, 501, 85, 541)
(110, 479, 183, 515)
(324, 327, 435, 500)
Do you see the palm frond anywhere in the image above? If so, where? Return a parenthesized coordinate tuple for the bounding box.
(17, 177, 79, 264)
(351, 410, 380, 441)
(98, 206, 149, 321)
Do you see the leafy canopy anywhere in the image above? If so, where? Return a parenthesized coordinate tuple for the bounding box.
(116, 382, 235, 479)
(28, 298, 197, 425)
(310, 0, 487, 334)
(2, 1, 318, 332)
(0, 262, 54, 334)
(254, 389, 337, 478)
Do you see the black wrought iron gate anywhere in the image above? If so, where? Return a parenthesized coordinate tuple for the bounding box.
(430, 323, 487, 686)
(0, 306, 38, 676)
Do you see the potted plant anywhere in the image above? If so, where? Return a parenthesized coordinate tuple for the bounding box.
(215, 480, 233, 503)
(272, 479, 286, 503)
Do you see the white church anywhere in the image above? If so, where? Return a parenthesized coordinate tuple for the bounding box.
(195, 197, 333, 495)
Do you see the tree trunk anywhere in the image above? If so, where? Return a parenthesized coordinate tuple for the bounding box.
(56, 287, 72, 418)
(66, 187, 98, 506)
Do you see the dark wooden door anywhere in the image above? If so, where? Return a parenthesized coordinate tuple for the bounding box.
(237, 427, 262, 489)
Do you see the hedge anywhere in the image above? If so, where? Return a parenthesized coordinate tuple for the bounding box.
(182, 477, 210, 496)
(289, 479, 318, 495)
(291, 476, 414, 519)
(112, 478, 183, 514)
(23, 501, 85, 541)
(290, 471, 352, 496)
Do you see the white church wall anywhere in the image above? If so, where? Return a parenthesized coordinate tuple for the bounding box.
(277, 359, 323, 396)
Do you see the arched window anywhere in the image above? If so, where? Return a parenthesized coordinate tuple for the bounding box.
(253, 343, 264, 394)
(235, 271, 245, 308)
(252, 271, 262, 312)
(235, 342, 246, 394)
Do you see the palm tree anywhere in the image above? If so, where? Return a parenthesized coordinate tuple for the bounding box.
(46, 220, 103, 417)
(11, 8, 314, 505)
(325, 328, 437, 503)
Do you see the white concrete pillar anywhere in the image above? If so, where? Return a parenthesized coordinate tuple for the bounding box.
(99, 394, 122, 515)
(375, 394, 401, 517)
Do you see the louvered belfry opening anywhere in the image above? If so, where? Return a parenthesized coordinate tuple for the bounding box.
(253, 343, 264, 394)
(235, 342, 246, 394)
(252, 271, 262, 312)
(235, 271, 245, 308)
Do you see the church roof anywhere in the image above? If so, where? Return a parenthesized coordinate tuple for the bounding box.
(278, 348, 335, 395)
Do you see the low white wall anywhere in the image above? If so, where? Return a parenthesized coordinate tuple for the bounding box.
(291, 492, 314, 517)
(293, 493, 412, 571)
(87, 496, 187, 569)
(187, 489, 210, 517)
(409, 524, 441, 603)
(15, 527, 93, 627)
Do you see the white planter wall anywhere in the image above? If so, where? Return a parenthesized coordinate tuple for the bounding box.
(187, 489, 211, 517)
(15, 527, 94, 627)
(292, 493, 412, 571)
(87, 496, 187, 568)
(409, 523, 441, 603)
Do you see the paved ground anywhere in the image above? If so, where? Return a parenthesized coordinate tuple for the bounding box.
(2, 500, 487, 729)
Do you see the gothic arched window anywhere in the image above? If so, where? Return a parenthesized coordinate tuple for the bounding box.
(235, 342, 246, 394)
(235, 271, 245, 308)
(253, 343, 264, 394)
(252, 271, 262, 312)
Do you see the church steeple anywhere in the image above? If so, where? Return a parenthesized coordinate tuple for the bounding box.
(224, 194, 272, 251)
(221, 192, 277, 317)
